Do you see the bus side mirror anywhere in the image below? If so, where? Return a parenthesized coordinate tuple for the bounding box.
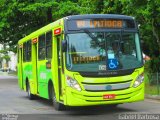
(62, 40, 67, 52)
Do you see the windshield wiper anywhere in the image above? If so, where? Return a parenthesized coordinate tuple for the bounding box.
(83, 29, 97, 41)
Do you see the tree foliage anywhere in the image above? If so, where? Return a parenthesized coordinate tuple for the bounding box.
(0, 0, 160, 71)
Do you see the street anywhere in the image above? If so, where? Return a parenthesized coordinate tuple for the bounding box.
(0, 73, 160, 120)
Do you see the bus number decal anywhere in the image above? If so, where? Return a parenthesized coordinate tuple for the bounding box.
(99, 65, 106, 71)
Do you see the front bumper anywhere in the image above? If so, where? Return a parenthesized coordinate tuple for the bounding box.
(64, 83, 144, 106)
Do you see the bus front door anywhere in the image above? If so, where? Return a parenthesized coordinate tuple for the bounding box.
(56, 36, 63, 100)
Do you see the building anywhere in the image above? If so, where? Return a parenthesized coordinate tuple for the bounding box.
(8, 51, 17, 71)
(0, 44, 17, 71)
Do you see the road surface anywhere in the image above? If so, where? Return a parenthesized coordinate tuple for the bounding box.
(0, 72, 160, 120)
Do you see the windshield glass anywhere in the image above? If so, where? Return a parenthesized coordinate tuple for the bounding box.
(66, 32, 143, 72)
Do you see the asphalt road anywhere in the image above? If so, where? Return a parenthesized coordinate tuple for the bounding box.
(0, 72, 160, 120)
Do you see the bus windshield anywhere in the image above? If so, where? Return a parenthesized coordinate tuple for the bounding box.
(66, 32, 143, 72)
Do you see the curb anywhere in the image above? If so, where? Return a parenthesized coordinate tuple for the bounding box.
(145, 94, 160, 100)
(8, 73, 17, 77)
(8, 74, 17, 77)
(0, 72, 17, 77)
(0, 72, 8, 75)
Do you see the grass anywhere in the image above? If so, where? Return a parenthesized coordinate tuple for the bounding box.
(145, 83, 159, 95)
(144, 69, 160, 95)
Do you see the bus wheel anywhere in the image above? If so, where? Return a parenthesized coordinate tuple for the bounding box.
(27, 81, 35, 100)
(50, 86, 65, 111)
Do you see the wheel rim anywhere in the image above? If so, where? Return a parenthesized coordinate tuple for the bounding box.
(52, 91, 57, 103)
(28, 84, 30, 97)
(53, 96, 56, 102)
(51, 87, 57, 104)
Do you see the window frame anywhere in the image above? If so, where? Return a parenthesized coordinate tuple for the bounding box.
(38, 30, 53, 60)
(38, 34, 46, 60)
(46, 31, 52, 59)
(23, 40, 31, 62)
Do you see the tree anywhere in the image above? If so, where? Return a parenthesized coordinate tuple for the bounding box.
(0, 0, 83, 47)
(0, 0, 58, 46)
(0, 0, 160, 71)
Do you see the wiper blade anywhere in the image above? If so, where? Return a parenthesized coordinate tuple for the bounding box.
(83, 29, 97, 41)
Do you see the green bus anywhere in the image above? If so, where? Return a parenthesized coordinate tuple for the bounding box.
(17, 14, 144, 110)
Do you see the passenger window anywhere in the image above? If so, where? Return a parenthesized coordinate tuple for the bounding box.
(23, 40, 31, 62)
(46, 31, 52, 59)
(27, 41, 31, 61)
(38, 34, 46, 60)
(23, 43, 27, 62)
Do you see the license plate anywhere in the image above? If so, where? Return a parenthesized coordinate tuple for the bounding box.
(103, 94, 116, 99)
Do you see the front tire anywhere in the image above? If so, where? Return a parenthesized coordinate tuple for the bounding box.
(27, 81, 35, 100)
(49, 85, 65, 111)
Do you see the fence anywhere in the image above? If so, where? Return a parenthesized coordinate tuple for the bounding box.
(145, 72, 160, 95)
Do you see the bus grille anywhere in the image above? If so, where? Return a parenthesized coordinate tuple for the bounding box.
(83, 81, 131, 91)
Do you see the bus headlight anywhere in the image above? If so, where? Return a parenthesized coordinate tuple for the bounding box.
(66, 76, 82, 91)
(133, 73, 144, 88)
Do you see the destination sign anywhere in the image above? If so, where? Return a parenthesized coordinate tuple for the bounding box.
(76, 20, 123, 28)
(67, 19, 135, 30)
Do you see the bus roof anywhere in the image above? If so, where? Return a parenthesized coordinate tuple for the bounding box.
(65, 14, 134, 20)
(18, 14, 135, 44)
(18, 18, 63, 44)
